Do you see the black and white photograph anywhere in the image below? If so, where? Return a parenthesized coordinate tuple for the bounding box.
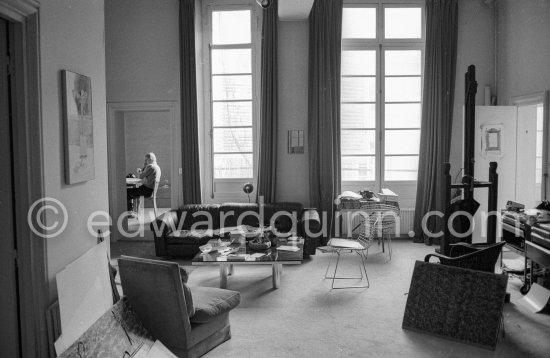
(1, 0, 550, 357)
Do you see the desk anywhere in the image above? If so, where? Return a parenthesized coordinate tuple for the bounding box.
(501, 209, 550, 294)
(126, 177, 141, 187)
(126, 178, 142, 212)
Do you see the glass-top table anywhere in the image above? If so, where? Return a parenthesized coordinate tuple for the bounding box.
(192, 234, 304, 289)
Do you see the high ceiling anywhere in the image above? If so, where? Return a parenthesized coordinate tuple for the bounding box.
(278, 0, 314, 21)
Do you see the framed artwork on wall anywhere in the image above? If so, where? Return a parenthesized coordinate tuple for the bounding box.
(481, 124, 503, 158)
(61, 70, 95, 184)
(288, 130, 304, 154)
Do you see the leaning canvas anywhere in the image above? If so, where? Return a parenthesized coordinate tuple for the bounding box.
(62, 70, 95, 184)
(402, 261, 508, 350)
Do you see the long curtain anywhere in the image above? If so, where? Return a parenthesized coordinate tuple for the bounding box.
(308, 0, 343, 242)
(180, 0, 202, 204)
(257, 0, 278, 203)
(413, 0, 458, 243)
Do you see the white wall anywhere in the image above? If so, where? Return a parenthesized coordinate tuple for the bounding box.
(497, 0, 550, 104)
(40, 0, 109, 300)
(448, 0, 496, 178)
(473, 106, 517, 242)
(105, 0, 181, 102)
(276, 20, 310, 205)
(105, 0, 182, 214)
(448, 0, 550, 199)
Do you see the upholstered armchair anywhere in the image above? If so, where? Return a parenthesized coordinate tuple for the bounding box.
(118, 256, 241, 358)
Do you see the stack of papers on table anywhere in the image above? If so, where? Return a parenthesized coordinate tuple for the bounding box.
(340, 191, 363, 199)
(244, 253, 266, 261)
(277, 245, 300, 252)
(171, 229, 214, 239)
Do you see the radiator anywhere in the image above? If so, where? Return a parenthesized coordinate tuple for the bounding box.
(46, 300, 61, 358)
(400, 208, 415, 237)
(339, 208, 415, 238)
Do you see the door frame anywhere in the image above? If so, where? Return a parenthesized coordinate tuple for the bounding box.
(0, 1, 49, 357)
(511, 91, 550, 202)
(107, 101, 182, 241)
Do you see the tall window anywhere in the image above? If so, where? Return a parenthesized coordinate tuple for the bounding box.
(341, 2, 424, 202)
(536, 104, 544, 185)
(203, 2, 260, 201)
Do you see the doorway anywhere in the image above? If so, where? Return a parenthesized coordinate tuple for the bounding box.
(512, 92, 549, 207)
(107, 101, 182, 241)
(124, 110, 173, 228)
(0, 16, 21, 357)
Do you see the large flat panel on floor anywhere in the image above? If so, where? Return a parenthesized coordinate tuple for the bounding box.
(55, 241, 113, 354)
(402, 261, 508, 350)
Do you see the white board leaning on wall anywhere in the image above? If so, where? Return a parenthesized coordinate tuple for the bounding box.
(54, 241, 113, 355)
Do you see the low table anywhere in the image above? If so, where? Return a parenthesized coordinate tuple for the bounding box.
(192, 236, 304, 289)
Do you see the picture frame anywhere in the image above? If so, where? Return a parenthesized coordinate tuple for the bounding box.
(61, 70, 95, 184)
(481, 124, 503, 157)
(288, 130, 304, 154)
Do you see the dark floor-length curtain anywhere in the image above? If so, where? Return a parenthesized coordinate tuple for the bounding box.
(180, 0, 202, 204)
(308, 0, 343, 243)
(257, 0, 278, 204)
(413, 0, 458, 243)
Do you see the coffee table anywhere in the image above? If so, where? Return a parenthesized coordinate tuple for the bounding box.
(192, 236, 304, 289)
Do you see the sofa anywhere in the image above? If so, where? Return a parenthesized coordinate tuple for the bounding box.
(151, 202, 321, 258)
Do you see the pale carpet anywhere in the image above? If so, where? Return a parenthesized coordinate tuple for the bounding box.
(110, 240, 550, 358)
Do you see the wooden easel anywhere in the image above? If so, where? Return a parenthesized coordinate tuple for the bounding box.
(440, 66, 499, 255)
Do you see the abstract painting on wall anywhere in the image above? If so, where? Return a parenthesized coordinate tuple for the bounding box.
(62, 70, 95, 184)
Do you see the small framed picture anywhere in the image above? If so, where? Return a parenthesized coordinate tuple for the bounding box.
(481, 124, 503, 157)
(288, 130, 304, 154)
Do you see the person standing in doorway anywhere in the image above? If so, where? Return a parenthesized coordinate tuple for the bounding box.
(127, 152, 161, 216)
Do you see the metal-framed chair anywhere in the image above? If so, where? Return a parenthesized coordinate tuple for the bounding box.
(360, 203, 400, 260)
(324, 213, 378, 289)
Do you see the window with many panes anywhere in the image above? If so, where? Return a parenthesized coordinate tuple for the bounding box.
(202, 1, 260, 201)
(341, 1, 424, 200)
